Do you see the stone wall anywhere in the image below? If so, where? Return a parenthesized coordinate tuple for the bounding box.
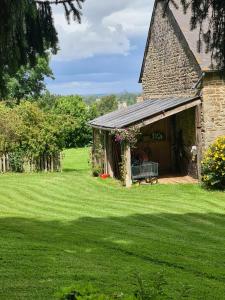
(175, 108, 197, 177)
(202, 73, 225, 149)
(141, 2, 201, 99)
(176, 108, 196, 147)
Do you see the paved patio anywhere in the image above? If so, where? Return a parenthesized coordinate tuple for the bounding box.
(158, 175, 198, 184)
(137, 174, 198, 185)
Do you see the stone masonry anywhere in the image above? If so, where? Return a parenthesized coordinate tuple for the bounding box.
(202, 73, 225, 149)
(141, 1, 201, 99)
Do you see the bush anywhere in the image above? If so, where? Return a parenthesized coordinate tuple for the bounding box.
(53, 95, 92, 148)
(0, 101, 70, 172)
(8, 150, 24, 172)
(202, 136, 225, 190)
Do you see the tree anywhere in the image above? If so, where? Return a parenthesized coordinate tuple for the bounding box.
(36, 92, 58, 112)
(167, 0, 225, 70)
(91, 95, 118, 117)
(4, 56, 54, 103)
(0, 0, 84, 97)
(0, 101, 71, 158)
(53, 95, 92, 147)
(1, 0, 224, 98)
(0, 104, 24, 153)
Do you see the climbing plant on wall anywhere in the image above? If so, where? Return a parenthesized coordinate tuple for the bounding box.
(113, 126, 141, 149)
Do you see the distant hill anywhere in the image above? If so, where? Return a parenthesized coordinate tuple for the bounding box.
(83, 92, 141, 106)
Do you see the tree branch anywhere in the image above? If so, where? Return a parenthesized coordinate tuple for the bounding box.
(35, 0, 84, 4)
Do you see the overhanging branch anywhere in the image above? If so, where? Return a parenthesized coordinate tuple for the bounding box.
(35, 0, 84, 4)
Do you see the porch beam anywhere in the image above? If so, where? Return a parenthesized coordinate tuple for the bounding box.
(107, 133, 114, 177)
(90, 125, 113, 131)
(103, 132, 108, 174)
(135, 99, 202, 128)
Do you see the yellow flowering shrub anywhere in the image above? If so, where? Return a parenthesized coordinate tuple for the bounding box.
(202, 136, 225, 190)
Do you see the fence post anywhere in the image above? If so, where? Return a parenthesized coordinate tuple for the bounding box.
(6, 154, 9, 171)
(2, 154, 6, 173)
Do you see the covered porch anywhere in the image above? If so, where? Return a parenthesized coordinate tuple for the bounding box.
(89, 96, 202, 187)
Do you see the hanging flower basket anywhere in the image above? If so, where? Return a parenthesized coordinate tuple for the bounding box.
(112, 126, 140, 149)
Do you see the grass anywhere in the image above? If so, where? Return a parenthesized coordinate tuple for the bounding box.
(0, 148, 225, 299)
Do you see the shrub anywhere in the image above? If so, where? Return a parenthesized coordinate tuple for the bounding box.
(8, 150, 24, 172)
(92, 165, 102, 177)
(53, 95, 92, 148)
(0, 101, 70, 172)
(202, 136, 225, 190)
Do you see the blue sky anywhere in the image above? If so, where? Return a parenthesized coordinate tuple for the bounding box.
(46, 0, 154, 95)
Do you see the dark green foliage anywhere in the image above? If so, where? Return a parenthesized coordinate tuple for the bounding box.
(92, 164, 103, 177)
(4, 56, 54, 102)
(8, 150, 24, 173)
(0, 0, 84, 97)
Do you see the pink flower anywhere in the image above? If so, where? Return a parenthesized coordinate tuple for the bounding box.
(115, 134, 123, 143)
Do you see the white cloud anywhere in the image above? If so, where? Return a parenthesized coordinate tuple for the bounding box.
(52, 0, 153, 61)
(54, 23, 130, 61)
(103, 7, 151, 36)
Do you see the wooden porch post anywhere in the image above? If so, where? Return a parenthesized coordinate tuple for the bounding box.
(123, 143, 132, 188)
(103, 131, 108, 174)
(107, 133, 114, 177)
(195, 104, 202, 180)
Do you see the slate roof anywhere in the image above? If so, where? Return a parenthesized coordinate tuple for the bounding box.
(170, 4, 213, 71)
(89, 96, 200, 129)
(139, 1, 216, 83)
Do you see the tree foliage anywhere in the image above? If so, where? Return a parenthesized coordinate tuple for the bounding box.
(53, 95, 92, 148)
(35, 93, 120, 149)
(4, 56, 54, 103)
(34, 93, 121, 148)
(0, 101, 71, 158)
(91, 95, 118, 117)
(0, 0, 84, 97)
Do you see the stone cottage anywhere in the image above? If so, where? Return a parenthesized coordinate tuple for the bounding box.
(89, 0, 225, 187)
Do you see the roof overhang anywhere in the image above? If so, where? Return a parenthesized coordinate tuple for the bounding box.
(89, 96, 201, 131)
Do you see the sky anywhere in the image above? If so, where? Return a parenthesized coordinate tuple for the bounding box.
(46, 0, 154, 95)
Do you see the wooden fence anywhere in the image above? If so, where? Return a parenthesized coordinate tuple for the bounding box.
(0, 153, 62, 173)
(0, 154, 10, 173)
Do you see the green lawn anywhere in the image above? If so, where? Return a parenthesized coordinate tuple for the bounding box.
(0, 148, 225, 299)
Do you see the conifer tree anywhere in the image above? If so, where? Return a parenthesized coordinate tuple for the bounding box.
(0, 0, 84, 97)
